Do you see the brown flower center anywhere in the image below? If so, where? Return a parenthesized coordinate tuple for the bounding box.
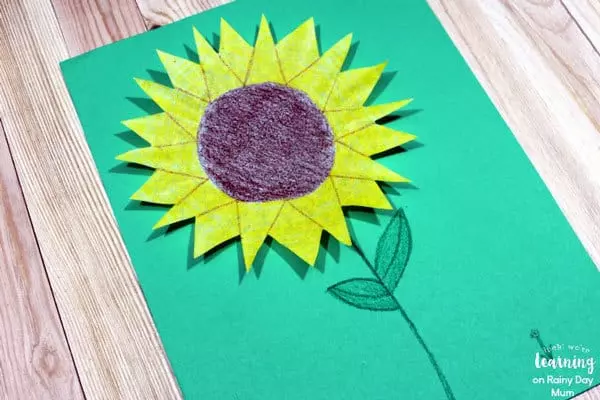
(198, 82, 335, 202)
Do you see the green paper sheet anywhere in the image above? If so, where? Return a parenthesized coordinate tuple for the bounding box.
(61, 0, 600, 398)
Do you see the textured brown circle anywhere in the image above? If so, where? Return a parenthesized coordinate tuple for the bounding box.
(198, 82, 335, 202)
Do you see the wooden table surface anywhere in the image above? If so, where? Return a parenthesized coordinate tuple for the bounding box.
(0, 0, 599, 398)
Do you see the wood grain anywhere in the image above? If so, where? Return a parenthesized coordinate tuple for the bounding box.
(135, 0, 227, 28)
(0, 0, 599, 398)
(506, 0, 600, 132)
(0, 0, 181, 398)
(51, 0, 146, 56)
(562, 0, 600, 54)
(577, 386, 600, 400)
(427, 0, 600, 267)
(0, 121, 84, 400)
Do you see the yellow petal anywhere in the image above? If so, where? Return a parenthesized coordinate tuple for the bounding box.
(122, 113, 193, 146)
(245, 15, 285, 85)
(290, 179, 351, 245)
(276, 18, 319, 82)
(326, 63, 386, 110)
(193, 27, 242, 99)
(157, 50, 208, 100)
(132, 170, 205, 205)
(154, 181, 233, 228)
(269, 203, 322, 266)
(339, 124, 416, 156)
(239, 200, 284, 270)
(194, 202, 240, 258)
(331, 144, 409, 182)
(331, 177, 392, 209)
(219, 18, 253, 82)
(289, 34, 352, 109)
(116, 143, 206, 178)
(134, 78, 205, 135)
(326, 100, 412, 138)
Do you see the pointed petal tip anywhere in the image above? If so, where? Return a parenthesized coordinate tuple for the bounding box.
(258, 15, 272, 33)
(133, 77, 153, 90)
(192, 26, 206, 43)
(334, 225, 353, 247)
(258, 15, 270, 31)
(307, 251, 321, 267)
(129, 193, 140, 201)
(115, 152, 128, 162)
(375, 196, 394, 210)
(130, 190, 153, 203)
(220, 17, 233, 30)
(372, 166, 411, 183)
(389, 131, 417, 145)
(323, 33, 352, 57)
(391, 175, 411, 183)
(390, 99, 411, 110)
(404, 133, 417, 142)
(152, 219, 168, 230)
(193, 245, 203, 259)
(156, 49, 173, 63)
(241, 243, 267, 272)
(301, 16, 315, 28)
(376, 98, 414, 114)
(340, 236, 353, 246)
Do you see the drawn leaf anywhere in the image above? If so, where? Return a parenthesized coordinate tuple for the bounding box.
(374, 208, 412, 291)
(327, 278, 399, 311)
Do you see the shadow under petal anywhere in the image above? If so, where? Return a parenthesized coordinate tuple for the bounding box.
(366, 70, 398, 106)
(115, 130, 149, 148)
(126, 97, 161, 114)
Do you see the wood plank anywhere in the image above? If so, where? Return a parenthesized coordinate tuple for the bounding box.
(1, 0, 598, 399)
(576, 385, 600, 399)
(135, 0, 227, 28)
(506, 0, 600, 132)
(427, 0, 600, 267)
(0, 1, 181, 398)
(51, 0, 146, 55)
(562, 0, 600, 54)
(0, 121, 84, 400)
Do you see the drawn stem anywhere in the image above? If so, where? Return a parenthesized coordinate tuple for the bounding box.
(352, 242, 456, 400)
(395, 303, 456, 400)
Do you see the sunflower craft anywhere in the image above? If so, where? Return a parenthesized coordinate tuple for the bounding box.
(117, 16, 415, 270)
(118, 17, 457, 400)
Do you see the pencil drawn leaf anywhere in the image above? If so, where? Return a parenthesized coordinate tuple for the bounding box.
(327, 278, 399, 311)
(374, 208, 412, 291)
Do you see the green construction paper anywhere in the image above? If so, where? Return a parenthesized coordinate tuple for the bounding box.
(61, 0, 600, 398)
